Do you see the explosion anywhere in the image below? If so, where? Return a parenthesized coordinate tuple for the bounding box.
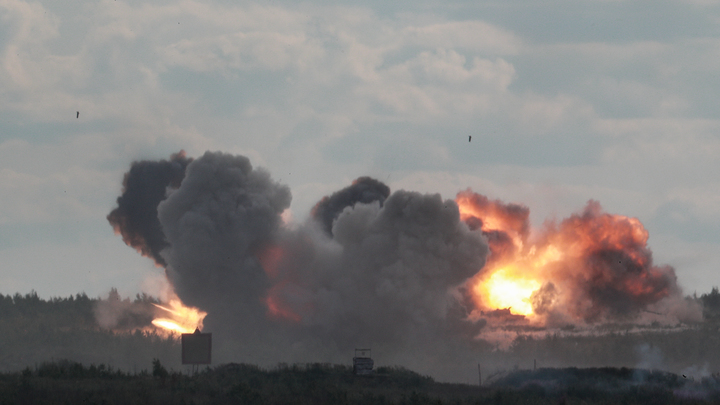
(475, 266, 540, 316)
(105, 151, 693, 353)
(457, 190, 677, 323)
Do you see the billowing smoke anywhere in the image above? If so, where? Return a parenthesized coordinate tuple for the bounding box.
(157, 152, 291, 324)
(266, 190, 488, 348)
(107, 151, 192, 266)
(107, 151, 698, 378)
(310, 176, 391, 236)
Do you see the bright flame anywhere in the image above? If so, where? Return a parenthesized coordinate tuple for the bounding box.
(458, 190, 673, 323)
(151, 319, 195, 334)
(475, 267, 540, 316)
(470, 245, 564, 316)
(151, 298, 207, 335)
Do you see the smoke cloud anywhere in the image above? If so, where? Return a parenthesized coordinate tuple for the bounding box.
(267, 190, 488, 349)
(157, 151, 291, 324)
(107, 150, 699, 378)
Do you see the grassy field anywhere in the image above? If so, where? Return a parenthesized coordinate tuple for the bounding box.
(1, 360, 719, 405)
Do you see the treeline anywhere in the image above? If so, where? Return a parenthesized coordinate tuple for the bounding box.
(0, 291, 179, 373)
(2, 289, 720, 380)
(0, 359, 717, 405)
(0, 290, 160, 330)
(700, 287, 720, 320)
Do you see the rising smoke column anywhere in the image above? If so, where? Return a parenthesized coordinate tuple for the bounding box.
(107, 151, 192, 266)
(156, 151, 292, 323)
(271, 190, 490, 347)
(311, 177, 391, 236)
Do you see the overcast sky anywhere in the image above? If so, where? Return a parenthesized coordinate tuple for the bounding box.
(1, 0, 720, 299)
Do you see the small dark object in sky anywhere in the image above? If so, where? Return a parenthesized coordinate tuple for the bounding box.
(683, 374, 687, 378)
(469, 135, 472, 142)
(76, 111, 79, 118)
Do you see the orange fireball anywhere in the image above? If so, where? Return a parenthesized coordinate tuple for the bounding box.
(458, 190, 675, 322)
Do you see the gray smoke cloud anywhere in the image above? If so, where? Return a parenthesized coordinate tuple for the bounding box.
(268, 191, 489, 348)
(139, 151, 490, 370)
(157, 151, 291, 322)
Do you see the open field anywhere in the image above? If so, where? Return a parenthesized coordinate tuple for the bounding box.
(2, 360, 719, 405)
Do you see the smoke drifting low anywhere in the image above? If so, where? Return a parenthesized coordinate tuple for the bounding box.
(108, 151, 699, 377)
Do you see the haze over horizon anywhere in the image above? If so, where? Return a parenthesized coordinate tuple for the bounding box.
(2, 0, 720, 302)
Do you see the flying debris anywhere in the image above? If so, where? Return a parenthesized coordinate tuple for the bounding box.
(469, 135, 472, 142)
(76, 111, 79, 118)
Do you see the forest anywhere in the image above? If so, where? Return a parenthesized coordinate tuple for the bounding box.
(0, 290, 180, 373)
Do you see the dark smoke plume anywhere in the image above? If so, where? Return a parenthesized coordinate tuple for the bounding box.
(150, 153, 487, 355)
(157, 151, 291, 317)
(268, 191, 489, 347)
(311, 177, 391, 236)
(107, 151, 192, 266)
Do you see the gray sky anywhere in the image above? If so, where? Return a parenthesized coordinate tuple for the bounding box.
(1, 0, 719, 299)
